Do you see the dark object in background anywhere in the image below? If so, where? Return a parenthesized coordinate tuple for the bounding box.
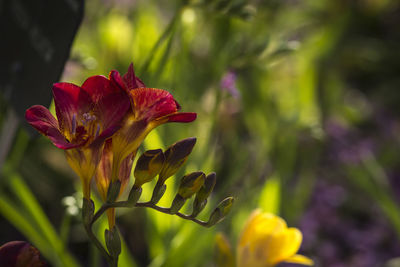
(0, 241, 46, 267)
(0, 0, 84, 123)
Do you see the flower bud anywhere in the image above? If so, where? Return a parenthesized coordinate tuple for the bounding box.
(207, 197, 234, 227)
(158, 138, 196, 181)
(151, 183, 167, 204)
(191, 199, 207, 217)
(178, 171, 206, 199)
(134, 149, 165, 187)
(192, 173, 216, 216)
(128, 186, 142, 205)
(170, 194, 186, 214)
(195, 172, 217, 203)
(105, 227, 121, 258)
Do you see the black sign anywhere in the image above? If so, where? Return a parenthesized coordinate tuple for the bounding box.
(0, 0, 84, 121)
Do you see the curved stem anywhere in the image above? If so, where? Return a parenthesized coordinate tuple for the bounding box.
(83, 224, 113, 264)
(91, 200, 209, 228)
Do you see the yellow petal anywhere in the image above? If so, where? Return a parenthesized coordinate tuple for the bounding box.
(263, 227, 303, 265)
(239, 210, 287, 248)
(284, 254, 314, 266)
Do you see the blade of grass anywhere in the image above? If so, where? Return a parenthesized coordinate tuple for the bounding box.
(0, 194, 55, 263)
(4, 168, 80, 267)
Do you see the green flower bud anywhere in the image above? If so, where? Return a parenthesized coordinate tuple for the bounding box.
(195, 172, 217, 203)
(192, 173, 216, 216)
(158, 138, 196, 181)
(106, 180, 121, 203)
(151, 183, 167, 204)
(105, 227, 121, 258)
(191, 198, 207, 217)
(207, 197, 234, 227)
(170, 194, 186, 214)
(178, 171, 206, 199)
(82, 198, 94, 226)
(128, 186, 142, 205)
(134, 149, 165, 187)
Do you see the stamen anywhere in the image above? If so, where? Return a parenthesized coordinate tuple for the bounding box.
(95, 124, 101, 138)
(71, 114, 77, 135)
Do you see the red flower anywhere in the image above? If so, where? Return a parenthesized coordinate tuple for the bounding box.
(94, 63, 196, 228)
(107, 63, 197, 182)
(25, 73, 130, 198)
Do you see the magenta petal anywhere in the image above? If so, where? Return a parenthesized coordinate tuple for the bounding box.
(109, 70, 126, 91)
(81, 75, 115, 101)
(82, 74, 131, 130)
(130, 88, 180, 121)
(165, 112, 197, 123)
(91, 125, 121, 149)
(25, 105, 84, 149)
(53, 83, 92, 135)
(97, 91, 131, 130)
(123, 63, 146, 90)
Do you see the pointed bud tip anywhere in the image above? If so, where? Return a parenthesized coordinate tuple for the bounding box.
(179, 171, 206, 198)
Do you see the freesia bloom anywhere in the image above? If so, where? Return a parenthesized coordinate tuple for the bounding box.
(106, 64, 197, 182)
(94, 63, 196, 228)
(237, 210, 313, 267)
(25, 72, 130, 199)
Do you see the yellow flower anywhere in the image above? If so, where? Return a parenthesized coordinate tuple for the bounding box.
(237, 210, 313, 267)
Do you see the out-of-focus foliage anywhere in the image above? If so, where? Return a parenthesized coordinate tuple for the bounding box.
(2, 0, 400, 266)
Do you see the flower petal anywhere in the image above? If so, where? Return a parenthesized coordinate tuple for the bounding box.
(123, 63, 146, 90)
(263, 227, 303, 265)
(284, 254, 314, 266)
(161, 112, 197, 123)
(109, 70, 126, 91)
(91, 125, 121, 151)
(96, 139, 134, 201)
(25, 105, 84, 149)
(53, 82, 92, 136)
(81, 75, 131, 131)
(96, 139, 113, 200)
(130, 88, 180, 122)
(81, 75, 117, 101)
(239, 210, 287, 248)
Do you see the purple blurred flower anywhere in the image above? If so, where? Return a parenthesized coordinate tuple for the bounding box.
(325, 120, 375, 165)
(220, 71, 240, 98)
(299, 181, 400, 267)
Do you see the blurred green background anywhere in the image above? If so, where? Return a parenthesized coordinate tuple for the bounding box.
(2, 0, 400, 266)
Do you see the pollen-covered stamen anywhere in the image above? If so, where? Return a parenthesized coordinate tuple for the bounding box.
(82, 113, 97, 126)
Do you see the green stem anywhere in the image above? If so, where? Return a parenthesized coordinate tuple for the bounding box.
(91, 200, 209, 228)
(84, 224, 113, 265)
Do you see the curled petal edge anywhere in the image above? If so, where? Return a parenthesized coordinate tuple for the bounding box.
(25, 105, 86, 149)
(160, 112, 197, 123)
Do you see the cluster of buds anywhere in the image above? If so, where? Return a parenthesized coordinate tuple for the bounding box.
(25, 62, 234, 266)
(131, 138, 234, 227)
